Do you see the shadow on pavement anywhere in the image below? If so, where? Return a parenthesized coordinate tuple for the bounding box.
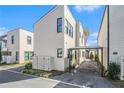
(0, 70, 36, 84)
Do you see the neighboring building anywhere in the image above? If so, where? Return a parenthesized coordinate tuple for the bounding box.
(75, 21, 86, 65)
(0, 28, 34, 63)
(33, 5, 86, 71)
(98, 5, 124, 70)
(0, 35, 7, 54)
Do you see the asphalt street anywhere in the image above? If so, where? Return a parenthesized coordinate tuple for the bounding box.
(0, 68, 82, 88)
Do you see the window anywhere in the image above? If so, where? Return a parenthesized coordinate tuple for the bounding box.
(57, 18, 62, 32)
(65, 19, 73, 38)
(11, 35, 14, 44)
(25, 52, 29, 61)
(25, 51, 34, 61)
(57, 48, 63, 58)
(65, 20, 68, 34)
(27, 36, 32, 45)
(69, 23, 71, 36)
(16, 51, 19, 61)
(29, 52, 34, 60)
(71, 26, 73, 37)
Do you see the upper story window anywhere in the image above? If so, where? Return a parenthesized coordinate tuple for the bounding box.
(27, 36, 32, 45)
(65, 19, 73, 38)
(71, 26, 73, 37)
(65, 19, 68, 34)
(57, 18, 62, 33)
(11, 35, 14, 44)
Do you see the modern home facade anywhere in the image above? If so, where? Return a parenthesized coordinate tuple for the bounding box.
(33, 5, 86, 71)
(0, 28, 34, 63)
(98, 5, 124, 70)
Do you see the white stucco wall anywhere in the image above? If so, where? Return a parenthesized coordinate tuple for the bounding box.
(75, 21, 85, 65)
(19, 29, 34, 63)
(34, 5, 85, 71)
(63, 6, 77, 68)
(7, 28, 33, 63)
(34, 6, 65, 71)
(98, 6, 108, 69)
(109, 6, 124, 65)
(7, 29, 20, 62)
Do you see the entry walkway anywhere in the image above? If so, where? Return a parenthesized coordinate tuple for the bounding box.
(52, 61, 115, 88)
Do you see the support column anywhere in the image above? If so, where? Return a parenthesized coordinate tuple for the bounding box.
(101, 48, 104, 77)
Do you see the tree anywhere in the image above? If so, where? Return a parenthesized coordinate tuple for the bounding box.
(90, 52, 94, 60)
(0, 44, 2, 63)
(83, 28, 90, 45)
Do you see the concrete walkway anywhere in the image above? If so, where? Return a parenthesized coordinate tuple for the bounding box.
(52, 61, 115, 88)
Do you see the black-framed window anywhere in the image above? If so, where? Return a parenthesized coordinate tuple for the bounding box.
(69, 23, 71, 36)
(16, 51, 19, 61)
(11, 35, 14, 44)
(57, 48, 63, 58)
(65, 19, 68, 34)
(57, 18, 62, 33)
(27, 36, 32, 45)
(65, 19, 73, 38)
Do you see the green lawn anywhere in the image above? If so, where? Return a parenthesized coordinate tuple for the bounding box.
(22, 69, 65, 78)
(0, 62, 26, 67)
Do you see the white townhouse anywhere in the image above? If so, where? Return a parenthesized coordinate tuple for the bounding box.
(75, 21, 86, 65)
(0, 28, 34, 63)
(98, 5, 124, 70)
(33, 5, 86, 71)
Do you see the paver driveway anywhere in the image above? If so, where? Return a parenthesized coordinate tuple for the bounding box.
(52, 61, 115, 88)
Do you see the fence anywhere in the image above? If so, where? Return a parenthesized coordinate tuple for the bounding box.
(2, 56, 15, 64)
(32, 56, 54, 71)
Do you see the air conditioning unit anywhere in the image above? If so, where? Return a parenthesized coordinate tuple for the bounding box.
(120, 57, 124, 80)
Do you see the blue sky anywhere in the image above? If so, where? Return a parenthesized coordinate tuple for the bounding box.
(0, 5, 105, 46)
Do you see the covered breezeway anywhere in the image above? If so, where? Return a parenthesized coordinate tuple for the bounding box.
(67, 46, 104, 77)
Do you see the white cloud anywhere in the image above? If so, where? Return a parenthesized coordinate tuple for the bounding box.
(74, 5, 101, 13)
(86, 39, 97, 46)
(0, 27, 8, 36)
(86, 32, 98, 46)
(90, 32, 98, 37)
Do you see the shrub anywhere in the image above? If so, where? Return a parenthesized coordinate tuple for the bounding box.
(95, 54, 99, 62)
(90, 52, 94, 60)
(107, 63, 120, 80)
(25, 62, 32, 69)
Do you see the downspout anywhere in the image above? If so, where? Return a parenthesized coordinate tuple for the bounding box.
(107, 5, 110, 70)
